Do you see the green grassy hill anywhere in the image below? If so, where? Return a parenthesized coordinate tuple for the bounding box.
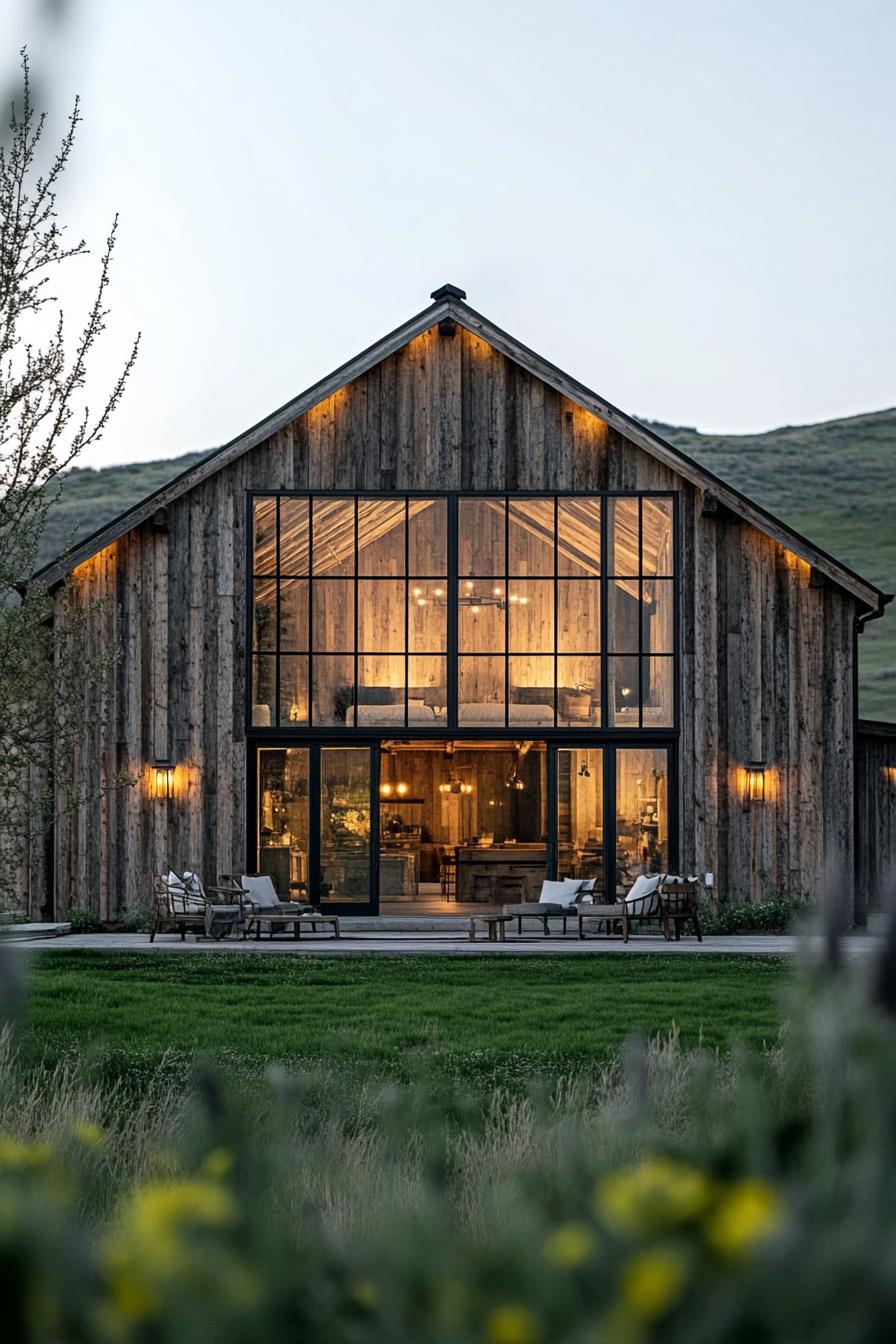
(643, 409, 896, 720)
(40, 409, 896, 719)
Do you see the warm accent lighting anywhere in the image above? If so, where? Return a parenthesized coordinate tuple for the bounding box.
(396, 781, 408, 797)
(153, 759, 175, 801)
(380, 782, 393, 797)
(744, 761, 768, 806)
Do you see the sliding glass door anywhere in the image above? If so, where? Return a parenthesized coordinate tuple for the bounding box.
(556, 748, 605, 894)
(254, 741, 673, 914)
(554, 744, 674, 902)
(255, 744, 379, 913)
(318, 747, 375, 909)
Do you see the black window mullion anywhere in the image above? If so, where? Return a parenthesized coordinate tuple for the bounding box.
(309, 744, 321, 904)
(447, 497, 458, 729)
(605, 746, 616, 903)
(552, 496, 558, 726)
(547, 742, 557, 878)
(308, 497, 314, 726)
(352, 499, 358, 729)
(504, 495, 509, 729)
(600, 498, 609, 729)
(404, 498, 409, 728)
(638, 497, 644, 729)
(274, 497, 281, 726)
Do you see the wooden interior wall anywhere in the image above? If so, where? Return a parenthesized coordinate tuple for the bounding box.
(43, 324, 860, 917)
(856, 723, 896, 919)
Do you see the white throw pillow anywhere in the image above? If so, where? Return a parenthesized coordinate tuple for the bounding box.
(240, 875, 281, 909)
(537, 880, 574, 906)
(624, 873, 664, 918)
(625, 874, 662, 903)
(167, 869, 204, 913)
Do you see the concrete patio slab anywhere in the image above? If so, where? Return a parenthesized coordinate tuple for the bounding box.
(6, 930, 881, 957)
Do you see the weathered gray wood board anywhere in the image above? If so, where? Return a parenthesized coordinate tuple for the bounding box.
(857, 721, 896, 919)
(41, 324, 862, 918)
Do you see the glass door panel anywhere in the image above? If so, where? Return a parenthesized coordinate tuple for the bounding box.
(257, 748, 310, 900)
(614, 748, 669, 897)
(556, 748, 604, 897)
(319, 747, 373, 907)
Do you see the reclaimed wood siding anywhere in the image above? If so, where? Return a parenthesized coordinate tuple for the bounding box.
(45, 326, 858, 917)
(856, 723, 896, 918)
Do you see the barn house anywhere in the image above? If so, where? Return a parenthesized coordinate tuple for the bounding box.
(31, 285, 893, 923)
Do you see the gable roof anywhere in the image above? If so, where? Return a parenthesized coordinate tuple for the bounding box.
(34, 285, 892, 616)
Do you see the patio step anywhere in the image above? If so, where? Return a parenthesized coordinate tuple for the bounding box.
(0, 922, 73, 941)
(338, 916, 472, 932)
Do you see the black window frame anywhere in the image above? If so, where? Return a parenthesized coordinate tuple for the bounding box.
(246, 490, 680, 738)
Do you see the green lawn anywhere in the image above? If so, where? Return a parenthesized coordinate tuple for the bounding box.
(22, 951, 788, 1091)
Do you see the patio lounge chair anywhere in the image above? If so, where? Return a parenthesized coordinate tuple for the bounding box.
(237, 875, 341, 940)
(578, 874, 669, 942)
(659, 877, 703, 941)
(503, 879, 598, 936)
(620, 874, 668, 942)
(149, 871, 246, 942)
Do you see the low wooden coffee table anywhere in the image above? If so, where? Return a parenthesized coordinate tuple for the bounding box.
(468, 914, 512, 942)
(577, 905, 623, 939)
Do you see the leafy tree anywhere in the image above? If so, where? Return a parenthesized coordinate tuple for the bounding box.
(0, 52, 138, 915)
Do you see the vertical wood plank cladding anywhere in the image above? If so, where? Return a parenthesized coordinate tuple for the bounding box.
(857, 725, 896, 918)
(37, 323, 864, 921)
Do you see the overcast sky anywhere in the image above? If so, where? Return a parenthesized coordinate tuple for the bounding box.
(3, 0, 895, 469)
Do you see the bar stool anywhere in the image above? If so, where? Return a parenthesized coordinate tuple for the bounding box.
(439, 851, 457, 900)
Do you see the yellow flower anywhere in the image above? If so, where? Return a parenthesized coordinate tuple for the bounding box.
(72, 1121, 105, 1148)
(597, 1157, 712, 1236)
(104, 1179, 238, 1320)
(0, 1134, 52, 1169)
(619, 1248, 686, 1321)
(487, 1304, 541, 1344)
(595, 1303, 646, 1344)
(105, 1262, 157, 1323)
(201, 1146, 234, 1179)
(544, 1220, 597, 1269)
(351, 1279, 380, 1311)
(705, 1179, 782, 1259)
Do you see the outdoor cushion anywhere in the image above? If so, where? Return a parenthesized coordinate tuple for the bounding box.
(575, 879, 600, 903)
(624, 873, 664, 918)
(537, 879, 575, 905)
(240, 875, 282, 909)
(663, 874, 700, 885)
(166, 870, 205, 914)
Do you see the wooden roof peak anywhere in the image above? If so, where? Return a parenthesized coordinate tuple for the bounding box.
(33, 287, 892, 616)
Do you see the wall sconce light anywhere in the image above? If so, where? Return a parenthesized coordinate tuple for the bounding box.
(153, 758, 175, 801)
(744, 761, 768, 807)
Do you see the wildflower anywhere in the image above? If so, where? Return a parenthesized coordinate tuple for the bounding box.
(72, 1121, 104, 1148)
(544, 1220, 597, 1269)
(0, 1134, 52, 1169)
(487, 1304, 541, 1344)
(596, 1156, 711, 1236)
(595, 1302, 646, 1344)
(201, 1146, 234, 1179)
(351, 1279, 380, 1311)
(104, 1179, 238, 1320)
(705, 1178, 782, 1259)
(619, 1248, 686, 1321)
